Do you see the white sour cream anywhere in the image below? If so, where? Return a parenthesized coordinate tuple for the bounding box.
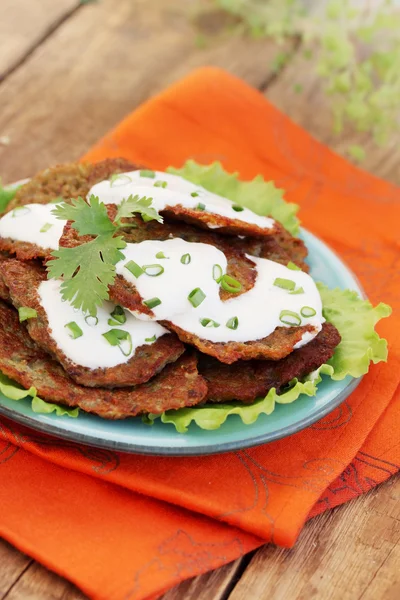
(0, 204, 66, 250)
(116, 239, 323, 344)
(38, 279, 167, 369)
(88, 170, 275, 232)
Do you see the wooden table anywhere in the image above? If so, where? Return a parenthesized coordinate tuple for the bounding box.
(0, 1, 399, 598)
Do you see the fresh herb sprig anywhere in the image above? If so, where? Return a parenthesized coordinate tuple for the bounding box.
(48, 194, 162, 316)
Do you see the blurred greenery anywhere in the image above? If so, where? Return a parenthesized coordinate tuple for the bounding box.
(207, 0, 400, 156)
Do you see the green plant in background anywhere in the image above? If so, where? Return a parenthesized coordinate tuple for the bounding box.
(210, 0, 400, 154)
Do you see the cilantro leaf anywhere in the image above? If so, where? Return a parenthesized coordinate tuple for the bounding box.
(47, 233, 126, 316)
(0, 179, 21, 213)
(115, 195, 163, 224)
(52, 195, 116, 236)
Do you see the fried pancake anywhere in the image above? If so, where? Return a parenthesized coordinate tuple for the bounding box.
(0, 252, 10, 301)
(162, 321, 316, 364)
(0, 259, 185, 388)
(200, 322, 341, 402)
(0, 300, 207, 417)
(7, 158, 138, 211)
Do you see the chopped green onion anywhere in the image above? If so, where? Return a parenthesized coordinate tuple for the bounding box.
(102, 329, 133, 357)
(290, 287, 304, 295)
(232, 204, 244, 212)
(287, 261, 301, 271)
(220, 274, 242, 294)
(196, 202, 206, 211)
(300, 306, 317, 318)
(85, 315, 98, 327)
(40, 223, 53, 233)
(125, 260, 144, 278)
(181, 253, 191, 265)
(226, 316, 239, 330)
(200, 318, 220, 328)
(191, 192, 199, 197)
(109, 306, 126, 324)
(188, 288, 206, 308)
(145, 335, 157, 343)
(156, 251, 169, 259)
(12, 206, 30, 218)
(109, 173, 132, 187)
(140, 169, 155, 178)
(18, 307, 37, 322)
(143, 297, 162, 309)
(212, 264, 223, 282)
(273, 277, 296, 291)
(65, 321, 83, 339)
(154, 180, 168, 188)
(142, 264, 164, 277)
(279, 310, 301, 326)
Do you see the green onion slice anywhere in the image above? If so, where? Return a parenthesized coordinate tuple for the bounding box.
(220, 274, 242, 294)
(273, 277, 296, 291)
(18, 307, 37, 322)
(65, 321, 83, 339)
(287, 261, 301, 271)
(279, 310, 301, 326)
(191, 191, 199, 197)
(102, 329, 133, 356)
(156, 251, 169, 259)
(181, 253, 191, 265)
(110, 306, 126, 324)
(12, 206, 30, 218)
(85, 315, 98, 327)
(40, 223, 53, 233)
(109, 173, 132, 187)
(154, 180, 167, 188)
(232, 204, 244, 212)
(142, 264, 164, 277)
(125, 260, 144, 278)
(143, 297, 162, 309)
(212, 264, 223, 282)
(200, 318, 220, 328)
(196, 202, 206, 211)
(289, 287, 304, 295)
(188, 288, 206, 308)
(226, 316, 239, 330)
(300, 306, 317, 318)
(140, 169, 155, 178)
(145, 335, 157, 343)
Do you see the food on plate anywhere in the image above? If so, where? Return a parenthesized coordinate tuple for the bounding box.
(0, 259, 185, 388)
(0, 299, 206, 417)
(199, 322, 341, 402)
(0, 160, 391, 430)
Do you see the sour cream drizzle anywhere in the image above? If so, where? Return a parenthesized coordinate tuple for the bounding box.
(116, 239, 324, 344)
(0, 204, 66, 250)
(88, 170, 275, 231)
(38, 280, 167, 369)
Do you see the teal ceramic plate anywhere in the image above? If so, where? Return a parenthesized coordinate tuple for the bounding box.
(0, 229, 363, 456)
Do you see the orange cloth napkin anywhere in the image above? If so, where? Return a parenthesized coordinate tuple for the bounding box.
(0, 67, 399, 600)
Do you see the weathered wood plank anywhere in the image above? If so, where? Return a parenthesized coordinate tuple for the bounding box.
(228, 475, 400, 600)
(161, 557, 247, 600)
(0, 0, 295, 183)
(0, 0, 78, 79)
(265, 48, 400, 186)
(2, 561, 87, 600)
(0, 539, 32, 599)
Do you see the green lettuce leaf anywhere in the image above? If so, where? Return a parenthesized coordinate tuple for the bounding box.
(0, 179, 21, 213)
(318, 283, 391, 380)
(148, 365, 334, 433)
(0, 372, 79, 418)
(151, 288, 390, 432)
(168, 161, 300, 235)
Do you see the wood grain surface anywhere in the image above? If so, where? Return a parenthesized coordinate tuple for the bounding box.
(0, 1, 399, 598)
